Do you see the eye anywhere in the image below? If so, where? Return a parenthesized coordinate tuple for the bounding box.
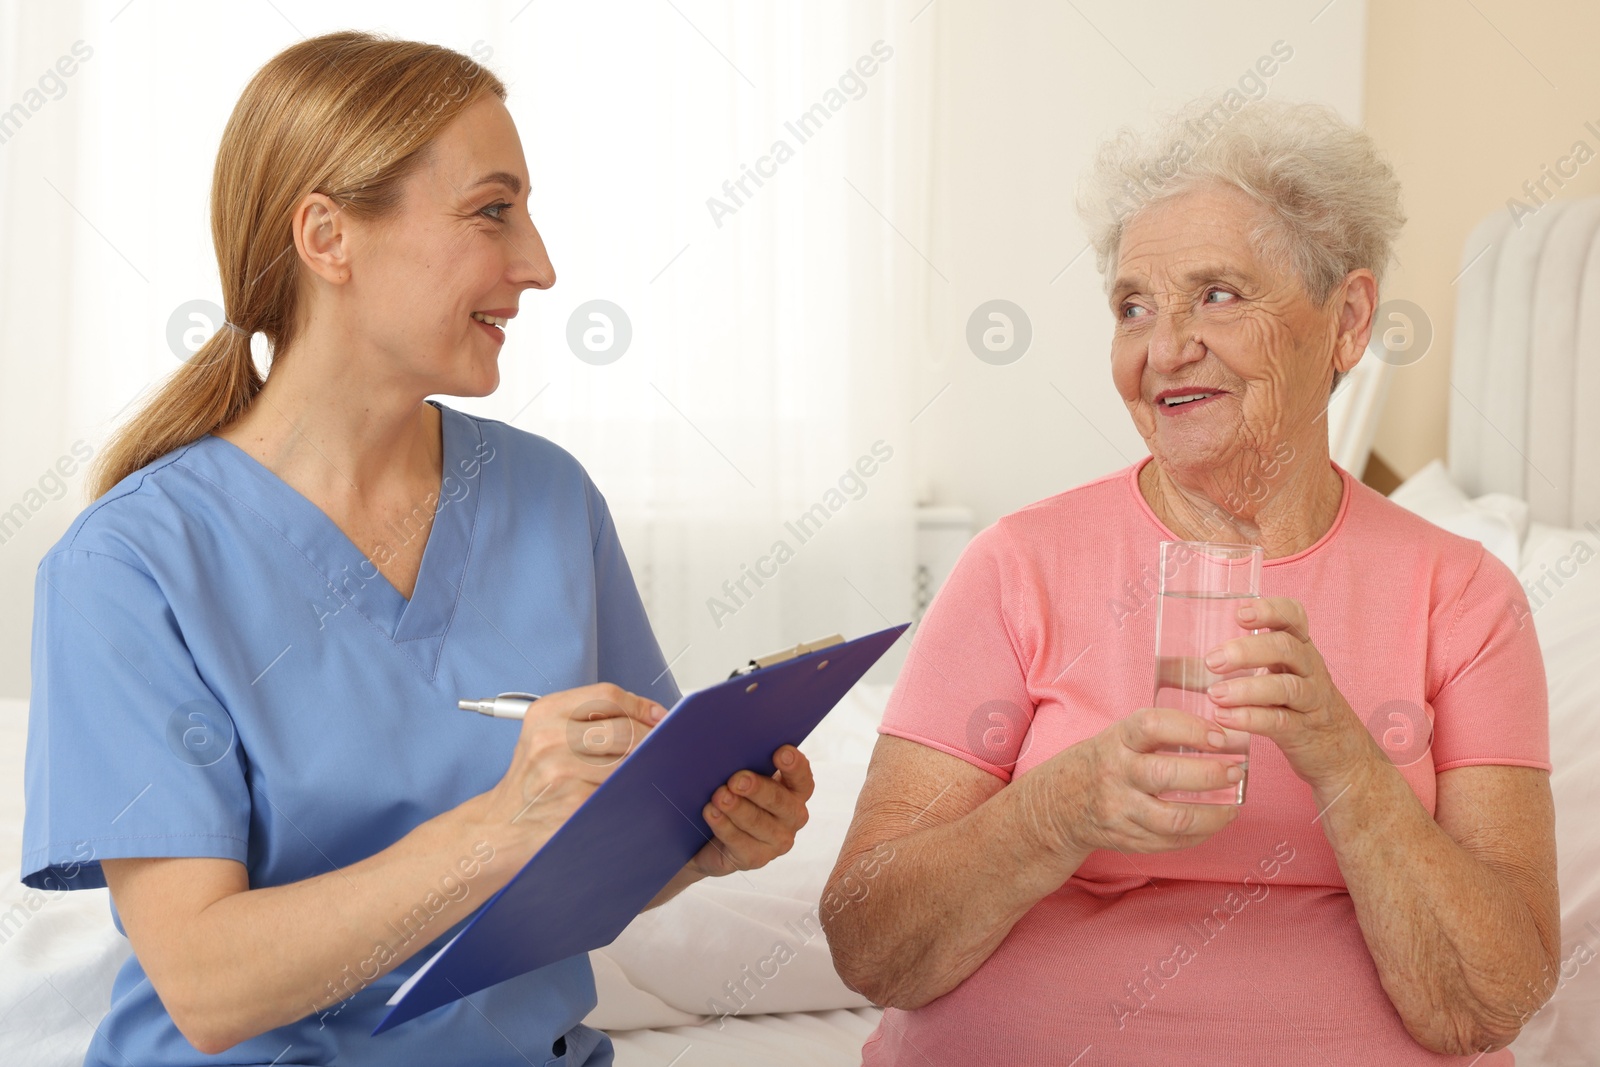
(1204, 287, 1235, 305)
(1120, 302, 1148, 320)
(479, 201, 513, 222)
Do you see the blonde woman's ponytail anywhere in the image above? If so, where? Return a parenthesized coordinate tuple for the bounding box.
(89, 323, 261, 497)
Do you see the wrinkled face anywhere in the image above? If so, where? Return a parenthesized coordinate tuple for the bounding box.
(345, 96, 554, 397)
(1109, 183, 1336, 477)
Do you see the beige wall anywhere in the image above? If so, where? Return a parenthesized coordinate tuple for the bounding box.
(1364, 0, 1600, 479)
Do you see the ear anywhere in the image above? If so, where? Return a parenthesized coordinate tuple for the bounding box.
(290, 192, 352, 285)
(1331, 268, 1378, 374)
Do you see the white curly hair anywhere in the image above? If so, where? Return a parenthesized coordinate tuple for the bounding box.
(1075, 95, 1406, 390)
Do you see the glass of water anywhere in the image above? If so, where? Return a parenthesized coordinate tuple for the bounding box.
(1151, 540, 1264, 805)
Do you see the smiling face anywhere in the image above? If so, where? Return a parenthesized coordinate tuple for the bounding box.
(331, 95, 555, 397)
(1109, 182, 1347, 483)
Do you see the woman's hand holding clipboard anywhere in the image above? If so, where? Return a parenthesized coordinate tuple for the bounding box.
(376, 623, 909, 1033)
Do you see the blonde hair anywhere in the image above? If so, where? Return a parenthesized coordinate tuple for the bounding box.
(91, 31, 505, 499)
(1074, 96, 1405, 306)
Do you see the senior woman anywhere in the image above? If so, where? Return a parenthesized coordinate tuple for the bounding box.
(20, 32, 812, 1067)
(825, 97, 1557, 1065)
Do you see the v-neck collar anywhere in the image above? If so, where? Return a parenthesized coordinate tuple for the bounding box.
(183, 400, 480, 677)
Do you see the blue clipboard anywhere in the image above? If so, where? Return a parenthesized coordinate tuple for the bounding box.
(373, 622, 908, 1033)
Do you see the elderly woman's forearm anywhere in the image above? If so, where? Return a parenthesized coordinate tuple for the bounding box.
(823, 779, 1089, 1008)
(1313, 758, 1557, 1054)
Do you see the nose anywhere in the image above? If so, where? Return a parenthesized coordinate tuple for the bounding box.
(1145, 304, 1205, 377)
(509, 218, 557, 292)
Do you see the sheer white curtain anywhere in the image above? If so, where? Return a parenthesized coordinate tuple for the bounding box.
(0, 0, 932, 694)
(0, 0, 92, 699)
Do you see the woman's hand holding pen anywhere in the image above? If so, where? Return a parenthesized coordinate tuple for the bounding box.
(462, 680, 816, 894)
(469, 683, 668, 861)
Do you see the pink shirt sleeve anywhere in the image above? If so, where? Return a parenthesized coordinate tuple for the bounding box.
(877, 524, 1035, 781)
(1428, 547, 1552, 771)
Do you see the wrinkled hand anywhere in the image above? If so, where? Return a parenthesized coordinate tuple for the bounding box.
(1020, 707, 1242, 859)
(1204, 597, 1380, 791)
(690, 745, 814, 878)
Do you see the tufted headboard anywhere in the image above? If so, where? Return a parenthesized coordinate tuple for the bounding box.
(1451, 196, 1600, 527)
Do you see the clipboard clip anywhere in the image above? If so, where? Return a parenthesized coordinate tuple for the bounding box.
(728, 634, 846, 678)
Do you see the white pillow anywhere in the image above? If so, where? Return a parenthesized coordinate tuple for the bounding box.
(1388, 459, 1528, 571)
(1385, 466, 1600, 1061)
(586, 761, 875, 1030)
(586, 682, 893, 1030)
(1506, 520, 1600, 1066)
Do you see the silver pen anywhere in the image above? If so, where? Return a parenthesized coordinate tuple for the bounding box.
(457, 691, 541, 720)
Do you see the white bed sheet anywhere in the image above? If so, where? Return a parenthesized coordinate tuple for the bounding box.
(607, 1007, 880, 1066)
(1, 697, 122, 1067)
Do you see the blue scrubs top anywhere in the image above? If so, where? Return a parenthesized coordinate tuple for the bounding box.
(21, 401, 680, 1067)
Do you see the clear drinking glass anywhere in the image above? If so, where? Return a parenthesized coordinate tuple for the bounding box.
(1151, 540, 1264, 805)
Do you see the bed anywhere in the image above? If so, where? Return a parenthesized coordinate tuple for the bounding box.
(6, 201, 1600, 1065)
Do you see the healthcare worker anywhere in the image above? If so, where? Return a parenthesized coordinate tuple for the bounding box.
(21, 31, 813, 1067)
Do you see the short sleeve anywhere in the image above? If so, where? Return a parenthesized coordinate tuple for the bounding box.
(877, 524, 1035, 781)
(1428, 548, 1551, 771)
(22, 549, 251, 891)
(589, 492, 682, 710)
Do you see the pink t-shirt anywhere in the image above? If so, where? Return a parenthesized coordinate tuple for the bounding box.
(863, 457, 1549, 1066)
